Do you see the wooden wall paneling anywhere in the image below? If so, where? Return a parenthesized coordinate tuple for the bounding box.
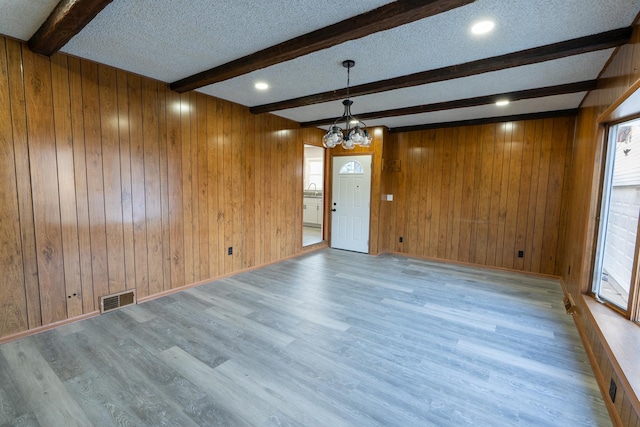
(6, 40, 41, 328)
(222, 100, 233, 274)
(66, 57, 93, 313)
(188, 92, 200, 281)
(513, 120, 536, 271)
(394, 133, 408, 253)
(50, 53, 83, 317)
(0, 37, 28, 336)
(458, 126, 477, 263)
(286, 124, 294, 251)
(450, 127, 466, 262)
(272, 117, 282, 260)
(216, 99, 227, 274)
(283, 119, 294, 258)
(81, 60, 110, 307)
(530, 119, 553, 273)
(492, 123, 510, 267)
(166, 88, 184, 289)
(556, 121, 575, 277)
(157, 85, 171, 291)
(233, 103, 247, 269)
(385, 133, 399, 252)
(381, 116, 573, 273)
(540, 117, 571, 274)
(23, 47, 67, 324)
(261, 115, 273, 264)
(98, 64, 126, 296)
(238, 104, 248, 271)
(275, 120, 286, 258)
(244, 104, 254, 263)
(418, 131, 435, 256)
(116, 70, 136, 291)
(141, 78, 163, 296)
(523, 119, 544, 272)
(444, 127, 459, 261)
(180, 92, 193, 285)
(206, 96, 219, 279)
(503, 121, 524, 270)
(244, 113, 255, 267)
(378, 133, 393, 252)
(377, 133, 390, 252)
(468, 125, 485, 263)
(231, 102, 242, 268)
(128, 74, 149, 298)
(416, 130, 428, 255)
(253, 115, 264, 264)
(438, 128, 453, 259)
(197, 93, 209, 280)
(368, 129, 381, 255)
(276, 119, 284, 256)
(414, 131, 428, 256)
(474, 124, 495, 265)
(405, 132, 420, 255)
(424, 129, 443, 258)
(485, 123, 501, 265)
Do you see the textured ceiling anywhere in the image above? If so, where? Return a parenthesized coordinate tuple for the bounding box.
(1, 0, 639, 131)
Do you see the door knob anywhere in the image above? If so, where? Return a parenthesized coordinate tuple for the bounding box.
(331, 208, 336, 212)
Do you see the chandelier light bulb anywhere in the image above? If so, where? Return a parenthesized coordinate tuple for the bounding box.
(341, 138, 356, 150)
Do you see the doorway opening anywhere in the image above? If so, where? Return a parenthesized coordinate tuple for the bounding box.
(331, 155, 372, 253)
(303, 144, 324, 246)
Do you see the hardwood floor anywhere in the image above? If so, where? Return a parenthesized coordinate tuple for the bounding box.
(0, 249, 610, 426)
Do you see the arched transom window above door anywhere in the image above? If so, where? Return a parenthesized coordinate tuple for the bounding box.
(339, 160, 363, 174)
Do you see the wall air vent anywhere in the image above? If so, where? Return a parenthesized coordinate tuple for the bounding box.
(100, 290, 136, 314)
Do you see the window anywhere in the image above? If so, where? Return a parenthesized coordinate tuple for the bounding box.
(308, 160, 323, 190)
(339, 161, 363, 174)
(592, 118, 640, 320)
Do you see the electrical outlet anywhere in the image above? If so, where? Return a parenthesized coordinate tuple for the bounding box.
(518, 250, 524, 258)
(399, 237, 403, 243)
(228, 247, 233, 255)
(609, 378, 617, 402)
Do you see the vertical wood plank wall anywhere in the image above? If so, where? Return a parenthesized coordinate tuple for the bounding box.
(378, 119, 574, 276)
(560, 23, 640, 427)
(0, 37, 326, 340)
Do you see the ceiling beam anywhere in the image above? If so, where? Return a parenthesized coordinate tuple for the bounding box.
(300, 80, 597, 128)
(389, 109, 579, 133)
(251, 27, 632, 115)
(28, 0, 113, 56)
(170, 0, 476, 93)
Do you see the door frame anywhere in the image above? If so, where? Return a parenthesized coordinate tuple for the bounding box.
(328, 153, 374, 253)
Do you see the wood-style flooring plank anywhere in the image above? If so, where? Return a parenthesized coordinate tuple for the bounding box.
(0, 249, 611, 426)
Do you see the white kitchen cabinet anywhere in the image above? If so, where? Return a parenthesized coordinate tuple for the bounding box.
(303, 197, 322, 226)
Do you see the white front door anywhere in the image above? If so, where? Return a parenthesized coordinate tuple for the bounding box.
(331, 155, 371, 253)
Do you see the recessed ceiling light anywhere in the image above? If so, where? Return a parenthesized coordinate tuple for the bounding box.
(496, 100, 509, 107)
(255, 82, 269, 90)
(471, 20, 495, 35)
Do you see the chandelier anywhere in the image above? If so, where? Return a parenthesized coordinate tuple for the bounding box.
(322, 60, 372, 149)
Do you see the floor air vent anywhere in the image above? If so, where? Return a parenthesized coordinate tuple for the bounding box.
(100, 290, 136, 314)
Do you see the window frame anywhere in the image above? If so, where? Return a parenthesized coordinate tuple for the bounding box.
(591, 119, 640, 324)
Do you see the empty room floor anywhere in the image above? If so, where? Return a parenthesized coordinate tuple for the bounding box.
(0, 249, 610, 426)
